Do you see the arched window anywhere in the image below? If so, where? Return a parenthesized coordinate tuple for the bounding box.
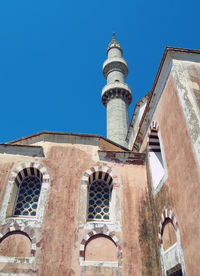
(0, 162, 50, 226)
(87, 172, 113, 221)
(148, 121, 167, 193)
(7, 167, 43, 218)
(13, 168, 42, 217)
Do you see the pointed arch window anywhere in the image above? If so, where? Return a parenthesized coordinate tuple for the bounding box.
(87, 172, 113, 221)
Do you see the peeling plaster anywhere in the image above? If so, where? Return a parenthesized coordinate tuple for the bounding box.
(172, 61, 200, 168)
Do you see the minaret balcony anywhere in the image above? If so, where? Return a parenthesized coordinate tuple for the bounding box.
(101, 82, 132, 106)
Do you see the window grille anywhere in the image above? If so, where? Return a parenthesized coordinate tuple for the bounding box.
(13, 175, 42, 217)
(88, 180, 110, 221)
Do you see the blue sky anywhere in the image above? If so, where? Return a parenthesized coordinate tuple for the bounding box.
(0, 0, 199, 142)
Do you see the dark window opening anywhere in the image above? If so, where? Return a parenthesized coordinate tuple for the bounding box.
(167, 264, 183, 276)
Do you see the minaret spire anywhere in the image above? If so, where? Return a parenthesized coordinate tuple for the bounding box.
(102, 34, 132, 147)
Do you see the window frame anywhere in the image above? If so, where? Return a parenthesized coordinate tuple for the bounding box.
(0, 162, 50, 227)
(79, 165, 121, 230)
(87, 178, 112, 222)
(12, 173, 42, 218)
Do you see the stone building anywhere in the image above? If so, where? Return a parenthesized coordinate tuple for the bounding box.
(0, 34, 199, 276)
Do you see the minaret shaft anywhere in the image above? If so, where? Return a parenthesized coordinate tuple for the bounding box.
(107, 97, 129, 146)
(102, 34, 132, 147)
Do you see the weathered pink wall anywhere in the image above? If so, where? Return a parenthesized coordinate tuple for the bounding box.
(85, 236, 117, 261)
(162, 222, 176, 251)
(0, 232, 31, 257)
(0, 143, 150, 275)
(141, 72, 200, 275)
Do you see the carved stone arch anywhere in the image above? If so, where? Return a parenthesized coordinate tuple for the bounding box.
(158, 208, 186, 276)
(79, 229, 122, 266)
(9, 161, 50, 184)
(81, 165, 120, 188)
(0, 223, 36, 257)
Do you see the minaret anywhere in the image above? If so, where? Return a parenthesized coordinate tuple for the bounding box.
(102, 33, 132, 147)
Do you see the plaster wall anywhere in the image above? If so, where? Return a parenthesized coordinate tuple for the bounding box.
(162, 222, 177, 251)
(128, 102, 147, 150)
(141, 72, 200, 275)
(0, 142, 150, 275)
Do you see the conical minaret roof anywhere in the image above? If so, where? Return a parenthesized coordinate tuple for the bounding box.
(107, 32, 123, 55)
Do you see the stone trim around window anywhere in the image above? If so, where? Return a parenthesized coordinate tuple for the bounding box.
(158, 208, 187, 276)
(0, 161, 50, 227)
(81, 165, 119, 188)
(79, 165, 122, 230)
(79, 229, 122, 267)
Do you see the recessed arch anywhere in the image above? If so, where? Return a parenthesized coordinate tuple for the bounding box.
(158, 209, 186, 276)
(162, 219, 177, 251)
(0, 223, 36, 257)
(0, 230, 32, 257)
(158, 209, 178, 245)
(79, 229, 122, 266)
(85, 234, 118, 262)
